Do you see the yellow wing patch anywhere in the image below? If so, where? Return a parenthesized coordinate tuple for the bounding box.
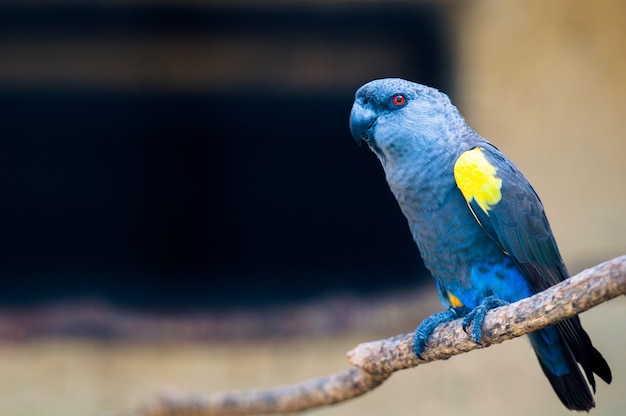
(447, 291, 464, 308)
(454, 147, 502, 214)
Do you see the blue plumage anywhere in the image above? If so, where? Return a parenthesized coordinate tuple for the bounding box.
(349, 78, 611, 411)
(460, 257, 533, 307)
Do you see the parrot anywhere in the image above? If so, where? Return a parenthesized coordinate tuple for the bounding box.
(349, 78, 611, 411)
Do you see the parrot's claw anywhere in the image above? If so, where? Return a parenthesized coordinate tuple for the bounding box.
(413, 306, 470, 359)
(461, 296, 509, 344)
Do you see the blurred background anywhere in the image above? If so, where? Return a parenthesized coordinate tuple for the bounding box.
(0, 0, 625, 415)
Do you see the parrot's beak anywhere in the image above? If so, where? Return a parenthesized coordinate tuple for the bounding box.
(349, 102, 376, 146)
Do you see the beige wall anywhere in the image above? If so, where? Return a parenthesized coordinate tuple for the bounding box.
(454, 0, 626, 270)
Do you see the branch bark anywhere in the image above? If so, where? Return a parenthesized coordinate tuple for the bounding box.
(119, 255, 626, 416)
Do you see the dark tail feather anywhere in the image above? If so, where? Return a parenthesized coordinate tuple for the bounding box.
(534, 344, 595, 411)
(530, 330, 594, 411)
(558, 316, 612, 389)
(585, 345, 612, 389)
(537, 360, 595, 411)
(529, 317, 611, 412)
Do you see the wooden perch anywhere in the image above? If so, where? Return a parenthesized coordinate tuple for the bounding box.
(119, 255, 626, 416)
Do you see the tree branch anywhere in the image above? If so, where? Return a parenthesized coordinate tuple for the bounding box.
(119, 255, 626, 416)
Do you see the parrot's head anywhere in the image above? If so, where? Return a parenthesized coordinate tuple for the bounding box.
(349, 78, 467, 165)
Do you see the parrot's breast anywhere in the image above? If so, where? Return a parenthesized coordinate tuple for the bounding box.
(388, 161, 532, 309)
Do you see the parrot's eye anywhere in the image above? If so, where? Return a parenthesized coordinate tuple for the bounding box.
(392, 94, 406, 106)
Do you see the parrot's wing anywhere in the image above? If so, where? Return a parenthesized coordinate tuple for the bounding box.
(453, 144, 567, 291)
(453, 143, 612, 389)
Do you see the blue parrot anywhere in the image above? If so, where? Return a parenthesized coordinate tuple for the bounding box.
(349, 78, 611, 411)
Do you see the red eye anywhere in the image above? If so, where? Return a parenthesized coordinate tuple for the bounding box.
(392, 94, 406, 106)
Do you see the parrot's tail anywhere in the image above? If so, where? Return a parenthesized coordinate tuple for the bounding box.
(529, 317, 612, 411)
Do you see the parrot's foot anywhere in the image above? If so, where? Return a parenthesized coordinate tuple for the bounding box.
(413, 306, 470, 359)
(461, 296, 509, 344)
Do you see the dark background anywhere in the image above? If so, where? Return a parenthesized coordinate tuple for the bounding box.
(0, 3, 454, 308)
